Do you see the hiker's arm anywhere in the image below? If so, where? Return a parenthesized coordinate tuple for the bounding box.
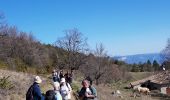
(85, 93, 95, 98)
(34, 86, 44, 99)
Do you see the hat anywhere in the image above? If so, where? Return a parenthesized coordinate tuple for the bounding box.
(34, 76, 42, 84)
(53, 82, 60, 90)
(60, 78, 66, 83)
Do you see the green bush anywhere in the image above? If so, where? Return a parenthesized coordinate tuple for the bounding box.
(71, 82, 80, 92)
(0, 76, 15, 90)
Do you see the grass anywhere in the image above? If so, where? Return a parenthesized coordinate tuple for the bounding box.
(71, 82, 81, 92)
(129, 72, 153, 81)
(0, 76, 15, 90)
(0, 69, 164, 100)
(0, 69, 34, 100)
(93, 72, 159, 100)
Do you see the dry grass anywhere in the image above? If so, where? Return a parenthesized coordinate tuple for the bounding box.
(0, 69, 35, 100)
(129, 72, 153, 81)
(0, 69, 163, 100)
(0, 69, 49, 100)
(0, 69, 76, 100)
(92, 72, 160, 100)
(93, 84, 159, 100)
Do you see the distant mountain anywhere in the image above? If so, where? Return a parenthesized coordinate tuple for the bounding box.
(114, 53, 163, 64)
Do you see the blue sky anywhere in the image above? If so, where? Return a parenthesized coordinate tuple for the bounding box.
(0, 0, 170, 56)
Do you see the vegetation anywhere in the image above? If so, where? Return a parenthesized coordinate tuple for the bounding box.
(0, 76, 14, 90)
(0, 13, 127, 85)
(116, 60, 161, 72)
(54, 28, 88, 71)
(1, 12, 170, 100)
(0, 69, 33, 100)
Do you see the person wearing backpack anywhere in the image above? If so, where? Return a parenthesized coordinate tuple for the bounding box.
(26, 76, 44, 100)
(53, 82, 62, 100)
(45, 90, 56, 100)
(60, 78, 72, 100)
(45, 82, 62, 100)
(52, 70, 60, 82)
(85, 77, 97, 99)
(79, 80, 97, 100)
(65, 71, 72, 85)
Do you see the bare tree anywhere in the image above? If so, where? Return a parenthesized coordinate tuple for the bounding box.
(161, 38, 170, 69)
(93, 43, 109, 85)
(0, 12, 8, 59)
(82, 43, 123, 85)
(162, 38, 170, 61)
(55, 28, 88, 71)
(83, 43, 110, 85)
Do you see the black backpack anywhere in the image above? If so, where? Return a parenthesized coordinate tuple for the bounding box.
(26, 85, 34, 100)
(45, 90, 56, 100)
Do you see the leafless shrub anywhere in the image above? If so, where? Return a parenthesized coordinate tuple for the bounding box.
(81, 43, 124, 85)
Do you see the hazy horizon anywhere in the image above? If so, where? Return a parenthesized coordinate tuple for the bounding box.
(0, 0, 170, 56)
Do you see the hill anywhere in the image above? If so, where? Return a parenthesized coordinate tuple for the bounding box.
(114, 53, 163, 64)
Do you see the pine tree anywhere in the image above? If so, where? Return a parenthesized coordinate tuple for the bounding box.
(131, 63, 140, 72)
(153, 60, 160, 71)
(146, 60, 153, 72)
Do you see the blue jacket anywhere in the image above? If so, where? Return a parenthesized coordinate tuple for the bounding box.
(32, 83, 44, 100)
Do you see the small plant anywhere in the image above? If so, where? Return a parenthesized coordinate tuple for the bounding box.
(71, 82, 80, 92)
(0, 76, 15, 90)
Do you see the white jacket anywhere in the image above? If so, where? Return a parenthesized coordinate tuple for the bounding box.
(60, 83, 72, 100)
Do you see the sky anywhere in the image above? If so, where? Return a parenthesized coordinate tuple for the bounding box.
(0, 0, 170, 56)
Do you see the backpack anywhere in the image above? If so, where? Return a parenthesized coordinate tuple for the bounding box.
(26, 85, 34, 100)
(66, 83, 71, 91)
(45, 90, 56, 100)
(60, 82, 71, 91)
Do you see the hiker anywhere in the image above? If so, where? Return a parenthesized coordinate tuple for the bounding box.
(69, 70, 74, 85)
(85, 77, 97, 99)
(59, 70, 64, 80)
(52, 70, 60, 82)
(45, 82, 62, 100)
(64, 71, 69, 77)
(53, 82, 62, 100)
(79, 79, 97, 100)
(60, 78, 72, 100)
(64, 71, 69, 81)
(26, 76, 44, 100)
(45, 90, 56, 100)
(65, 71, 72, 85)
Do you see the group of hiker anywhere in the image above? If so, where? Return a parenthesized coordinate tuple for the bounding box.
(26, 70, 97, 100)
(52, 70, 73, 85)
